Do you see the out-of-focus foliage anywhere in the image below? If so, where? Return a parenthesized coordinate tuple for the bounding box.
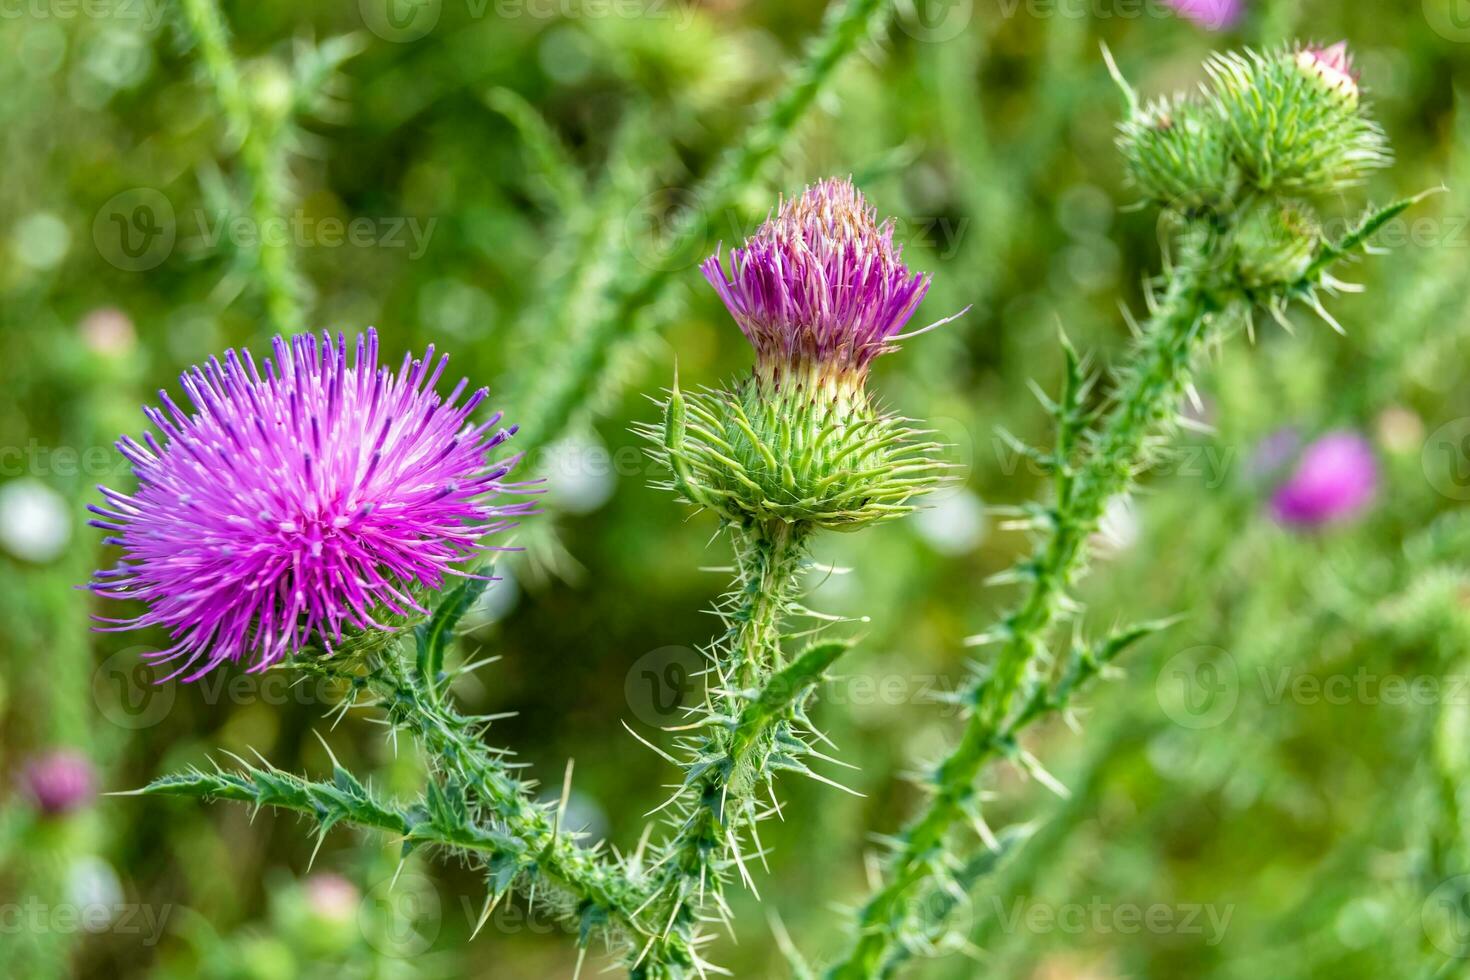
(3, 0, 1470, 977)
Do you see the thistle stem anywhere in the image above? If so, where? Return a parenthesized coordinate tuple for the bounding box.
(636, 523, 816, 976)
(828, 238, 1219, 979)
(177, 0, 305, 335)
(364, 647, 686, 967)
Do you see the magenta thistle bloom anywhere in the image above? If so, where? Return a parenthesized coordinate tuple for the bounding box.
(1165, 0, 1244, 31)
(700, 177, 960, 390)
(90, 330, 526, 680)
(1270, 430, 1378, 528)
(22, 749, 97, 816)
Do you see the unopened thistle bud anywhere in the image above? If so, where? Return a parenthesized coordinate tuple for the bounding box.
(1117, 95, 1235, 213)
(22, 749, 97, 816)
(1296, 41, 1360, 106)
(1205, 43, 1389, 196)
(653, 178, 958, 531)
(1269, 430, 1378, 528)
(1232, 199, 1321, 289)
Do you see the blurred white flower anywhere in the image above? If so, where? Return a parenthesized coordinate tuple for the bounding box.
(912, 490, 986, 556)
(465, 564, 520, 629)
(0, 479, 72, 563)
(538, 434, 617, 515)
(13, 212, 70, 271)
(1090, 494, 1140, 559)
(79, 307, 136, 357)
(66, 856, 124, 929)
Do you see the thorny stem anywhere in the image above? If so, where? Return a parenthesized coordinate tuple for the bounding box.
(829, 237, 1219, 979)
(731, 522, 806, 688)
(635, 522, 820, 976)
(177, 0, 305, 335)
(362, 649, 690, 968)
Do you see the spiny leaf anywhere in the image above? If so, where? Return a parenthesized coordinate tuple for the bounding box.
(415, 576, 491, 696)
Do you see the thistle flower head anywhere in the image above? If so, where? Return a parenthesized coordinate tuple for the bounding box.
(651, 179, 954, 532)
(1205, 44, 1389, 196)
(89, 329, 527, 680)
(22, 749, 97, 816)
(1269, 430, 1378, 527)
(700, 177, 934, 396)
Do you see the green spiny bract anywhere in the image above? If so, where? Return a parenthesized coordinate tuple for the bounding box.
(651, 367, 945, 532)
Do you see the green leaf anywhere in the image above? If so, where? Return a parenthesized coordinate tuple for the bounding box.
(1302, 187, 1446, 282)
(415, 576, 491, 696)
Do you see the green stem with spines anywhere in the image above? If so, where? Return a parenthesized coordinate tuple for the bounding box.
(827, 235, 1221, 979)
(177, 0, 306, 335)
(362, 645, 687, 967)
(635, 522, 814, 977)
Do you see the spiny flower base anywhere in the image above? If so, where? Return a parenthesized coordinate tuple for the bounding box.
(649, 371, 945, 531)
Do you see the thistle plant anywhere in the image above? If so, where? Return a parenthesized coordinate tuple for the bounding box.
(81, 27, 1432, 980)
(823, 42, 1421, 977)
(101, 330, 689, 970)
(629, 177, 956, 974)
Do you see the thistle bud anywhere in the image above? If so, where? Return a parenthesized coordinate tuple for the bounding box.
(1205, 44, 1389, 196)
(21, 749, 97, 817)
(1117, 96, 1235, 213)
(655, 178, 953, 531)
(1232, 199, 1321, 289)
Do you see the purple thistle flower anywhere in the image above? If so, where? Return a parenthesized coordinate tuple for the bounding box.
(22, 749, 97, 816)
(1270, 430, 1378, 528)
(700, 177, 961, 388)
(1164, 0, 1244, 31)
(89, 329, 527, 680)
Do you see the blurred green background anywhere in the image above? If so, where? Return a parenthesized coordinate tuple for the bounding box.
(5, 0, 1470, 976)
